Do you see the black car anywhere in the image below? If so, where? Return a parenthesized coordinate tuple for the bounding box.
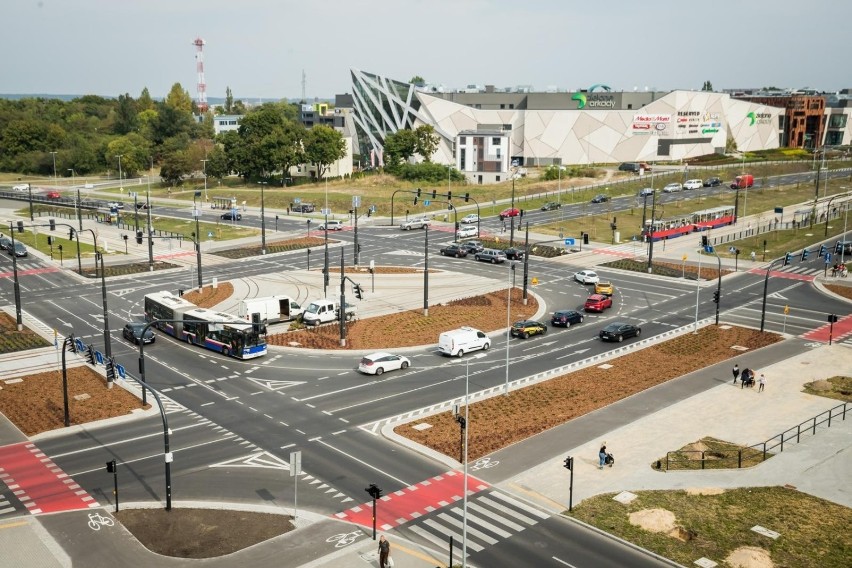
(10, 242, 27, 257)
(460, 241, 485, 254)
(599, 322, 641, 342)
(504, 247, 525, 260)
(510, 320, 547, 339)
(591, 194, 609, 203)
(221, 212, 242, 221)
(550, 310, 584, 327)
(439, 244, 468, 258)
(122, 322, 155, 345)
(703, 177, 722, 187)
(540, 201, 561, 211)
(835, 241, 852, 255)
(0, 236, 12, 251)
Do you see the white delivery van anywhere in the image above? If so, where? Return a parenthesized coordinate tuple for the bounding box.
(438, 326, 490, 357)
(302, 299, 357, 325)
(237, 295, 303, 325)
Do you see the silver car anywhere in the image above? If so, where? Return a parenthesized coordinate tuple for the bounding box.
(662, 183, 683, 193)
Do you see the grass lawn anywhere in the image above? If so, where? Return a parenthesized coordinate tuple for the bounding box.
(0, 313, 50, 353)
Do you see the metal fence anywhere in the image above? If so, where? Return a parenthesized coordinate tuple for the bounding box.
(663, 402, 850, 471)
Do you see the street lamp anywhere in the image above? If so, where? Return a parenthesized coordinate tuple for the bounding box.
(201, 158, 209, 202)
(192, 191, 203, 290)
(504, 262, 517, 395)
(258, 181, 267, 254)
(115, 154, 124, 192)
(95, 250, 113, 387)
(510, 159, 519, 246)
(50, 151, 58, 185)
(146, 157, 154, 271)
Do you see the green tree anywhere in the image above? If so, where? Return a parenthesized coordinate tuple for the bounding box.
(114, 93, 138, 135)
(303, 125, 346, 181)
(383, 129, 418, 167)
(138, 87, 155, 111)
(159, 150, 193, 185)
(106, 133, 150, 177)
(165, 83, 194, 113)
(414, 125, 440, 162)
(232, 99, 248, 115)
(204, 145, 230, 180)
(228, 105, 303, 182)
(224, 86, 234, 113)
(409, 75, 425, 86)
(702, 80, 714, 92)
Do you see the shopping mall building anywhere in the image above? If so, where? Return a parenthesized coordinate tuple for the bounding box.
(347, 70, 852, 184)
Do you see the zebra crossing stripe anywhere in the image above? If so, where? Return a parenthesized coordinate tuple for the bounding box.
(489, 491, 550, 519)
(466, 502, 522, 532)
(477, 496, 538, 525)
(436, 511, 498, 545)
(422, 518, 484, 552)
(449, 506, 512, 538)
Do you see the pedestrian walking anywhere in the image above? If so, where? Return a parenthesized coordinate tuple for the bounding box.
(598, 442, 607, 470)
(750, 251, 756, 262)
(740, 368, 752, 389)
(378, 535, 391, 568)
(758, 374, 766, 392)
(732, 363, 740, 384)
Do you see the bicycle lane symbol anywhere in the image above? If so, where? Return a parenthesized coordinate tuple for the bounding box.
(87, 512, 115, 531)
(469, 457, 499, 472)
(326, 529, 365, 548)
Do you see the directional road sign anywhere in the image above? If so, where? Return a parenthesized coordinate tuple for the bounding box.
(116, 364, 126, 379)
(94, 351, 104, 366)
(563, 238, 575, 246)
(423, 200, 431, 206)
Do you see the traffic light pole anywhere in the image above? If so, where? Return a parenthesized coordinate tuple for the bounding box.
(339, 249, 346, 347)
(759, 258, 782, 332)
(9, 223, 23, 330)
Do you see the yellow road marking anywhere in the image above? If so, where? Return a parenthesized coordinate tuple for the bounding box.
(0, 520, 30, 530)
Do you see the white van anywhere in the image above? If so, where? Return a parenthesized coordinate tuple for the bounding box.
(319, 220, 343, 231)
(438, 326, 490, 357)
(237, 295, 303, 325)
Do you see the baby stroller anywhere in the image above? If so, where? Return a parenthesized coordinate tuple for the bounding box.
(741, 369, 755, 388)
(604, 452, 615, 467)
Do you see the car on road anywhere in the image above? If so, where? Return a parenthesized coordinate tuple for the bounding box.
(220, 211, 242, 221)
(584, 294, 612, 312)
(504, 247, 525, 260)
(358, 352, 410, 375)
(0, 236, 12, 251)
(499, 208, 520, 220)
(122, 322, 155, 345)
(474, 249, 507, 264)
(510, 320, 547, 339)
(590, 194, 609, 203)
(683, 179, 703, 190)
(460, 241, 484, 254)
(438, 326, 490, 357)
(540, 201, 561, 211)
(292, 203, 315, 213)
(135, 202, 149, 209)
(574, 270, 599, 284)
(400, 217, 430, 230)
(703, 177, 722, 187)
(456, 225, 478, 238)
(599, 322, 642, 342)
(9, 242, 28, 258)
(439, 244, 468, 258)
(594, 281, 614, 296)
(550, 309, 584, 327)
(834, 241, 852, 255)
(318, 220, 343, 230)
(662, 183, 683, 193)
(638, 188, 655, 197)
(108, 201, 125, 209)
(46, 191, 61, 199)
(12, 184, 29, 191)
(460, 214, 479, 224)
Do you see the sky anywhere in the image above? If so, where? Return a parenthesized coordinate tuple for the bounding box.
(3, 0, 850, 102)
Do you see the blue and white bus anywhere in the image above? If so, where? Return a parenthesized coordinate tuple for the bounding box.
(143, 291, 267, 359)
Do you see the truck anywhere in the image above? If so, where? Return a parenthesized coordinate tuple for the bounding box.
(237, 295, 303, 325)
(731, 174, 754, 189)
(301, 298, 357, 326)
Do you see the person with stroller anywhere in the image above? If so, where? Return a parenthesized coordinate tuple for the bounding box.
(599, 442, 614, 469)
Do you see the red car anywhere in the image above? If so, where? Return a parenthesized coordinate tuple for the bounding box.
(584, 294, 612, 313)
(46, 191, 61, 199)
(499, 208, 520, 220)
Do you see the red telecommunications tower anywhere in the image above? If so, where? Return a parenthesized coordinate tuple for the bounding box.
(192, 37, 208, 113)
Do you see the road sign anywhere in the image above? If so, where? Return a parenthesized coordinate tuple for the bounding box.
(116, 364, 126, 379)
(704, 245, 714, 253)
(94, 351, 104, 366)
(423, 199, 431, 206)
(75, 338, 85, 353)
(563, 238, 575, 246)
(784, 305, 790, 315)
(294, 197, 302, 204)
(290, 451, 302, 477)
(682, 254, 688, 261)
(825, 253, 832, 263)
(774, 206, 783, 214)
(352, 196, 361, 208)
(207, 231, 214, 238)
(531, 277, 539, 285)
(321, 208, 331, 215)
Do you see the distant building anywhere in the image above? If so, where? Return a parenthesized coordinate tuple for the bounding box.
(213, 114, 242, 135)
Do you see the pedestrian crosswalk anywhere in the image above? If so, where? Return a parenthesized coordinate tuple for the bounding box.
(400, 489, 550, 557)
(0, 492, 15, 516)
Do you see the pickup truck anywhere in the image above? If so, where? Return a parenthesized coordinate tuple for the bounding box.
(399, 217, 431, 230)
(302, 299, 357, 325)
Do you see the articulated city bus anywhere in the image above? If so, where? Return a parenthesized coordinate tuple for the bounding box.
(642, 205, 736, 241)
(143, 291, 267, 359)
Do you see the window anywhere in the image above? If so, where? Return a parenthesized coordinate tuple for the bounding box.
(509, 104, 514, 109)
(828, 115, 847, 128)
(500, 104, 505, 109)
(459, 136, 466, 144)
(460, 149, 466, 170)
(492, 138, 501, 145)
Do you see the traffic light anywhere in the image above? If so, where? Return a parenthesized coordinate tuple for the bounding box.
(86, 345, 95, 365)
(464, 192, 470, 202)
(47, 236, 53, 245)
(105, 358, 116, 382)
(354, 283, 363, 300)
(416, 188, 422, 198)
(701, 235, 709, 247)
(563, 456, 574, 470)
(519, 209, 524, 218)
(783, 252, 792, 265)
(432, 189, 437, 199)
(818, 244, 827, 258)
(69, 228, 75, 240)
(367, 209, 372, 217)
(106, 460, 117, 474)
(251, 313, 262, 333)
(17, 220, 24, 233)
(348, 209, 354, 215)
(365, 484, 383, 500)
(136, 230, 143, 244)
(447, 190, 452, 200)
(49, 218, 56, 231)
(66, 334, 77, 354)
(800, 249, 809, 261)
(713, 290, 720, 304)
(413, 197, 418, 205)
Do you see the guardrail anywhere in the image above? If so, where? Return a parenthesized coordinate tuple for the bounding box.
(664, 401, 849, 471)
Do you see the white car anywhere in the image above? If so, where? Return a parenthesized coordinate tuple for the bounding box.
(683, 179, 703, 190)
(574, 270, 600, 284)
(318, 220, 343, 230)
(638, 188, 654, 197)
(12, 184, 29, 192)
(358, 352, 411, 375)
(662, 183, 683, 193)
(456, 225, 479, 238)
(460, 214, 479, 224)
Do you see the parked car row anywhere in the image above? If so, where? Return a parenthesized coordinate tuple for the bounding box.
(439, 240, 526, 263)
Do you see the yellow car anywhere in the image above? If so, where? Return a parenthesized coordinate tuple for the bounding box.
(595, 281, 614, 296)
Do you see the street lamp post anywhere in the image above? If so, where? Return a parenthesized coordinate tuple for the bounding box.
(258, 181, 267, 254)
(115, 155, 124, 192)
(423, 225, 429, 316)
(8, 224, 24, 330)
(201, 159, 209, 202)
(504, 262, 516, 395)
(192, 191, 203, 290)
(146, 158, 154, 271)
(50, 151, 58, 186)
(95, 250, 113, 387)
(510, 162, 518, 246)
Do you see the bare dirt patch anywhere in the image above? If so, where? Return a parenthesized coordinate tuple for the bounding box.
(182, 282, 235, 309)
(115, 508, 294, 558)
(629, 508, 677, 533)
(725, 546, 775, 568)
(823, 283, 852, 301)
(397, 326, 782, 461)
(0, 366, 149, 436)
(684, 487, 726, 496)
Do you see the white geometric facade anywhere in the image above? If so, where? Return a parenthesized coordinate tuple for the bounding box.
(351, 70, 788, 175)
